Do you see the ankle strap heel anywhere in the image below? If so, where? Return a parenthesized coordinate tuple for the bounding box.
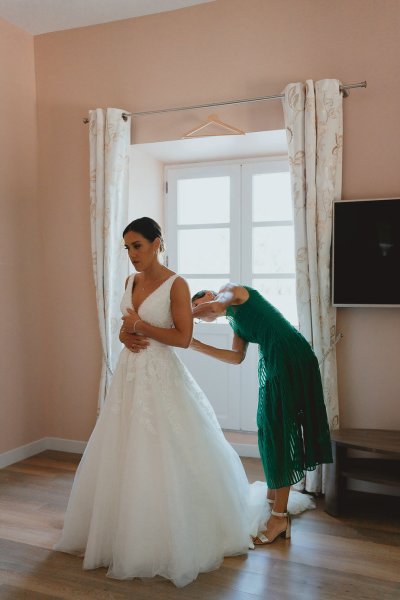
(271, 509, 291, 539)
(271, 509, 288, 517)
(253, 508, 291, 545)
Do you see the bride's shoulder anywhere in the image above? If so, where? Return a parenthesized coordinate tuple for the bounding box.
(170, 274, 191, 297)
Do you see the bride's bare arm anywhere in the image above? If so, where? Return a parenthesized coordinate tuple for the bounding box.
(190, 333, 248, 365)
(123, 277, 193, 349)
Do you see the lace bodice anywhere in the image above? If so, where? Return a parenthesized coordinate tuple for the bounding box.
(120, 273, 179, 329)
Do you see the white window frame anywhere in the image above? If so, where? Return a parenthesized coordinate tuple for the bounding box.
(165, 156, 295, 315)
(241, 160, 296, 310)
(165, 156, 295, 431)
(166, 163, 242, 286)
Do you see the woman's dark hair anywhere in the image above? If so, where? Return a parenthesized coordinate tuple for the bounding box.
(191, 290, 216, 303)
(123, 217, 165, 252)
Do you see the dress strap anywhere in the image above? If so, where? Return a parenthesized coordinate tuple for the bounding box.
(165, 273, 179, 289)
(160, 273, 179, 301)
(120, 274, 135, 315)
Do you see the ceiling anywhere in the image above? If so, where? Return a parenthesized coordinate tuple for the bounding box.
(0, 0, 216, 35)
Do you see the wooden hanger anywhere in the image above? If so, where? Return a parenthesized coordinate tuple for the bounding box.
(182, 114, 245, 138)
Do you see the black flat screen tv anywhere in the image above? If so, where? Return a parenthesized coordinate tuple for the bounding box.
(333, 198, 400, 307)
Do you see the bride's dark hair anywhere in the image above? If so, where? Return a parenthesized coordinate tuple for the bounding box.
(123, 217, 165, 252)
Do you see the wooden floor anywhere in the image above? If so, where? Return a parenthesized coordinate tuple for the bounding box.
(0, 451, 399, 599)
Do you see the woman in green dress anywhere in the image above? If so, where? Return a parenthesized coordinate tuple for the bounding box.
(191, 283, 333, 545)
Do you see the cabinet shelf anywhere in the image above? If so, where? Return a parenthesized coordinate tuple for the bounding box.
(341, 458, 400, 487)
(324, 429, 400, 516)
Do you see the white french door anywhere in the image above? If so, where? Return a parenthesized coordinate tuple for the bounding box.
(166, 159, 295, 431)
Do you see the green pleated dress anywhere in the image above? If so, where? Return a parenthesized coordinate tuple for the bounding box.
(226, 287, 333, 489)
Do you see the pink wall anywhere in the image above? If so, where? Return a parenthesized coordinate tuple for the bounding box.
(0, 19, 45, 452)
(31, 0, 400, 442)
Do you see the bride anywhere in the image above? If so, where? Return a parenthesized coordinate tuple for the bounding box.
(54, 217, 312, 587)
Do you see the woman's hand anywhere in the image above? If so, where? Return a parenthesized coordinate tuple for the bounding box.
(122, 308, 141, 333)
(192, 301, 224, 322)
(119, 328, 149, 353)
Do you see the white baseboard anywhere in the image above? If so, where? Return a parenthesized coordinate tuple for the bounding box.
(1, 437, 258, 469)
(0, 437, 87, 469)
(45, 437, 87, 454)
(231, 443, 260, 458)
(0, 438, 48, 469)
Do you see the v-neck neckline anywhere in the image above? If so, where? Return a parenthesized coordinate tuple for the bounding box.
(131, 274, 176, 313)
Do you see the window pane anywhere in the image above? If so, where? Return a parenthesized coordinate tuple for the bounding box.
(186, 278, 228, 297)
(178, 228, 230, 274)
(253, 279, 298, 326)
(177, 177, 230, 225)
(253, 172, 293, 222)
(253, 226, 295, 274)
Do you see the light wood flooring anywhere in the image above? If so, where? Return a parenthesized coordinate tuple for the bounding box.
(0, 451, 399, 599)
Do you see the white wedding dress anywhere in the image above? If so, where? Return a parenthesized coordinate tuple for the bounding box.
(55, 274, 313, 587)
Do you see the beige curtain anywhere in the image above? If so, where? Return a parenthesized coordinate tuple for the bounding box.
(282, 80, 343, 492)
(89, 108, 130, 411)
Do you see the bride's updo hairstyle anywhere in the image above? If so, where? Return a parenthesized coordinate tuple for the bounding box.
(123, 217, 165, 252)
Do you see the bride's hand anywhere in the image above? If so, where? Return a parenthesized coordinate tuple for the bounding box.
(120, 329, 149, 353)
(122, 308, 141, 333)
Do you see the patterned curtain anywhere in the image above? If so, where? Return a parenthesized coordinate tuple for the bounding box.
(282, 80, 343, 492)
(89, 108, 130, 411)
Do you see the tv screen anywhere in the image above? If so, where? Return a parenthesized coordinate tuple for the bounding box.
(333, 198, 400, 307)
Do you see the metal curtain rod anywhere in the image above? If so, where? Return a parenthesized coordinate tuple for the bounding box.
(82, 80, 367, 122)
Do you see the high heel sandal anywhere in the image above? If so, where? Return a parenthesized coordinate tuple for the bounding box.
(253, 509, 291, 545)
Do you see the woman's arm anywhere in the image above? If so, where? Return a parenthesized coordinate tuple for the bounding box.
(192, 284, 247, 320)
(123, 277, 193, 349)
(190, 332, 248, 365)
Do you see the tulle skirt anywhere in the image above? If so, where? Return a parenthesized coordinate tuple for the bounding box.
(54, 343, 313, 587)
